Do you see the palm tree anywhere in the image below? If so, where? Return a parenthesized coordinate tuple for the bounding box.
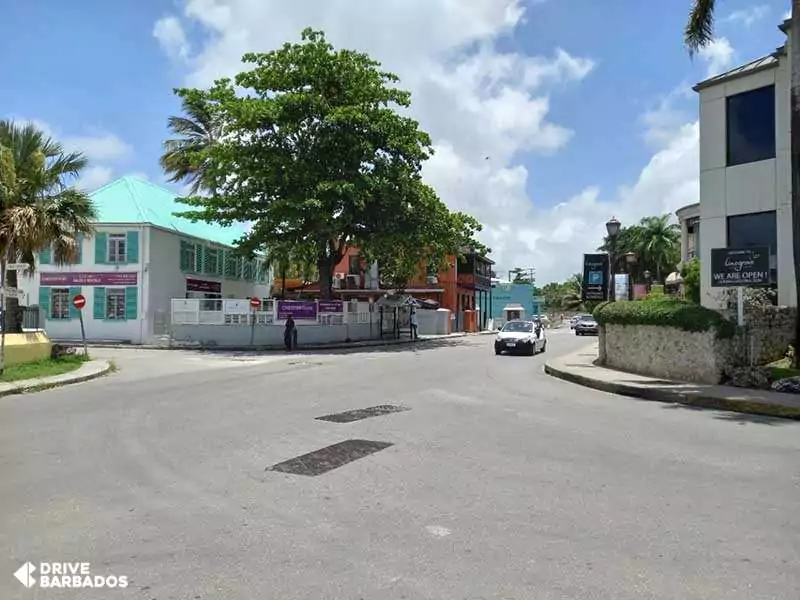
(639, 215, 680, 281)
(160, 96, 221, 194)
(685, 0, 800, 367)
(0, 121, 97, 370)
(561, 273, 584, 310)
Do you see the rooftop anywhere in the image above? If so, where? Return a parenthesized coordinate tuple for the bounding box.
(89, 176, 248, 247)
(693, 52, 781, 92)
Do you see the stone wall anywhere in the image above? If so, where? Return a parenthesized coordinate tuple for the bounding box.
(600, 324, 729, 384)
(724, 306, 796, 365)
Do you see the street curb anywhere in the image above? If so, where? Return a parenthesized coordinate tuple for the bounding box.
(0, 360, 114, 398)
(544, 361, 800, 421)
(54, 332, 493, 352)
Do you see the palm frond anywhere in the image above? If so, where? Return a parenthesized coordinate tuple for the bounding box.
(685, 0, 717, 55)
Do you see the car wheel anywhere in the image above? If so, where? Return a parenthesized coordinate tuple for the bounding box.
(541, 342, 546, 354)
(495, 348, 501, 355)
(527, 344, 535, 356)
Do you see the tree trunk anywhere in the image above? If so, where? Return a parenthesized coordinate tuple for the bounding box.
(280, 263, 287, 299)
(792, 2, 800, 367)
(317, 257, 334, 301)
(2, 268, 23, 334)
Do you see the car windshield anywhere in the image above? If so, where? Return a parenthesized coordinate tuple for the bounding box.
(502, 321, 533, 333)
(580, 316, 596, 322)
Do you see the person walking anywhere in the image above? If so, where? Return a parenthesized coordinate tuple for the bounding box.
(410, 308, 419, 340)
(284, 315, 296, 351)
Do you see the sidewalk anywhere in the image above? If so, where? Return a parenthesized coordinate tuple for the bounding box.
(545, 342, 800, 420)
(0, 360, 113, 399)
(54, 331, 496, 352)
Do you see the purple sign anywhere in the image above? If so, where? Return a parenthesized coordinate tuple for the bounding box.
(318, 300, 344, 313)
(186, 278, 221, 294)
(40, 271, 138, 286)
(277, 300, 318, 320)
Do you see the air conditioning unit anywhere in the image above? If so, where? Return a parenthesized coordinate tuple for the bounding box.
(347, 274, 361, 289)
(332, 273, 344, 289)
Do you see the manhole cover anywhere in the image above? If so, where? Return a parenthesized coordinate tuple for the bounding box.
(315, 405, 410, 423)
(266, 439, 393, 476)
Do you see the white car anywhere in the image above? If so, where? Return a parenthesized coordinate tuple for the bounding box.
(494, 320, 547, 356)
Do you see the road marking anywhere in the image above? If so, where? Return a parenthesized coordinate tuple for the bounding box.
(425, 525, 452, 537)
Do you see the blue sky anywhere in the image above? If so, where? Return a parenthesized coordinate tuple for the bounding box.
(0, 0, 791, 283)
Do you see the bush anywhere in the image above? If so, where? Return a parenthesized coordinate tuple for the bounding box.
(594, 298, 735, 339)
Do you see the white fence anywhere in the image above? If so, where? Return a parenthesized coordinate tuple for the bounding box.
(170, 298, 371, 327)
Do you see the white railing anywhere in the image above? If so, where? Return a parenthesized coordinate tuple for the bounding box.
(170, 298, 371, 327)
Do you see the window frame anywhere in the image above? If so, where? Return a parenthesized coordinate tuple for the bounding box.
(105, 287, 127, 320)
(182, 241, 197, 272)
(107, 233, 127, 264)
(50, 288, 70, 320)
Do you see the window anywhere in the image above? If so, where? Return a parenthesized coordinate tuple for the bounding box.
(106, 288, 126, 320)
(181, 241, 197, 272)
(349, 255, 361, 275)
(726, 85, 775, 166)
(50, 288, 70, 320)
(727, 210, 778, 287)
(107, 234, 126, 263)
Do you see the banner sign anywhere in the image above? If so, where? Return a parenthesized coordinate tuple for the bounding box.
(614, 273, 629, 301)
(186, 278, 222, 294)
(276, 300, 318, 320)
(318, 300, 344, 313)
(581, 254, 609, 301)
(40, 272, 138, 286)
(710, 246, 770, 287)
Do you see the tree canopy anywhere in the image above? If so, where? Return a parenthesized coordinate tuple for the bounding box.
(162, 28, 484, 298)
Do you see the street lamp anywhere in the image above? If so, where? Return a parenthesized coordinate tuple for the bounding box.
(605, 217, 621, 302)
(643, 269, 652, 295)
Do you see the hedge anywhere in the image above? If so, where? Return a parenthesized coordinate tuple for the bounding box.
(593, 298, 735, 339)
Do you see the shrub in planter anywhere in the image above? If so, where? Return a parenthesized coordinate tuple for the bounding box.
(594, 298, 735, 339)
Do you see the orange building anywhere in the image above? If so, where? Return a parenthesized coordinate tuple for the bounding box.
(272, 247, 494, 330)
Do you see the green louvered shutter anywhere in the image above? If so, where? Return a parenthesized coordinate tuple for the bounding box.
(74, 234, 83, 264)
(126, 231, 139, 263)
(68, 287, 81, 320)
(94, 232, 107, 264)
(203, 248, 216, 274)
(195, 245, 203, 274)
(224, 251, 236, 278)
(39, 287, 51, 319)
(93, 287, 106, 320)
(215, 250, 224, 276)
(39, 245, 52, 265)
(124, 287, 138, 320)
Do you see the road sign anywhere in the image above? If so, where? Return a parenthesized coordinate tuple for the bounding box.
(6, 263, 29, 271)
(249, 297, 261, 308)
(72, 294, 86, 310)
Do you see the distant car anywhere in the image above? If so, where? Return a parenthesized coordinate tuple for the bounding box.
(569, 314, 591, 329)
(494, 320, 547, 356)
(574, 315, 598, 336)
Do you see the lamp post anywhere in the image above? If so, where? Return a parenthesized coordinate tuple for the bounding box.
(624, 252, 637, 300)
(605, 217, 621, 302)
(643, 269, 652, 295)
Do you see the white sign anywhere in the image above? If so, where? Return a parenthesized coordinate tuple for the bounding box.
(6, 263, 30, 271)
(14, 562, 128, 589)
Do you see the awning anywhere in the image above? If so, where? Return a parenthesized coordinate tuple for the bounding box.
(665, 272, 683, 285)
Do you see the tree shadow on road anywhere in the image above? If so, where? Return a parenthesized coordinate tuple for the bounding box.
(661, 403, 797, 426)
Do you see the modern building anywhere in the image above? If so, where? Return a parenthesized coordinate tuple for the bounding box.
(19, 176, 271, 343)
(676, 202, 700, 263)
(490, 282, 538, 324)
(693, 17, 796, 307)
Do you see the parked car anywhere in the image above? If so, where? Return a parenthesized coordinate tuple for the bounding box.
(494, 320, 547, 356)
(574, 315, 598, 336)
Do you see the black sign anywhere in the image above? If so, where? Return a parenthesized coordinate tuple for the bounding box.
(710, 246, 770, 287)
(582, 253, 609, 301)
(186, 277, 222, 293)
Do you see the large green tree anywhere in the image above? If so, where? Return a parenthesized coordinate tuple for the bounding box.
(685, 0, 800, 367)
(0, 120, 97, 348)
(163, 28, 482, 299)
(598, 214, 680, 283)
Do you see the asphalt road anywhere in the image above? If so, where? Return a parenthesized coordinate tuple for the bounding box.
(1, 330, 799, 599)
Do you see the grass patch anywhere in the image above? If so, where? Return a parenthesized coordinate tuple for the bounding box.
(594, 298, 736, 339)
(768, 357, 800, 381)
(0, 354, 89, 383)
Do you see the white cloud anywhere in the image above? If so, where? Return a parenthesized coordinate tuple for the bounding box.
(725, 5, 769, 26)
(126, 171, 150, 181)
(153, 16, 191, 61)
(75, 165, 114, 191)
(153, 0, 699, 284)
(63, 132, 131, 162)
(699, 37, 735, 78)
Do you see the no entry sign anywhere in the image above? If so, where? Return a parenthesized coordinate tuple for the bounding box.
(72, 294, 86, 310)
(249, 297, 261, 309)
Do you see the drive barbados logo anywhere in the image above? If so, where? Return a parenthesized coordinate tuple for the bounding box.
(13, 562, 128, 589)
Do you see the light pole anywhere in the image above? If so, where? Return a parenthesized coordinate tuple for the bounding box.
(644, 270, 652, 295)
(605, 217, 621, 302)
(624, 252, 636, 300)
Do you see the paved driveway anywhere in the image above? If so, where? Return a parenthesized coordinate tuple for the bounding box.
(1, 329, 798, 599)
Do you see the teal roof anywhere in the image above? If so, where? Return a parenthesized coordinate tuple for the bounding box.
(89, 176, 247, 247)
